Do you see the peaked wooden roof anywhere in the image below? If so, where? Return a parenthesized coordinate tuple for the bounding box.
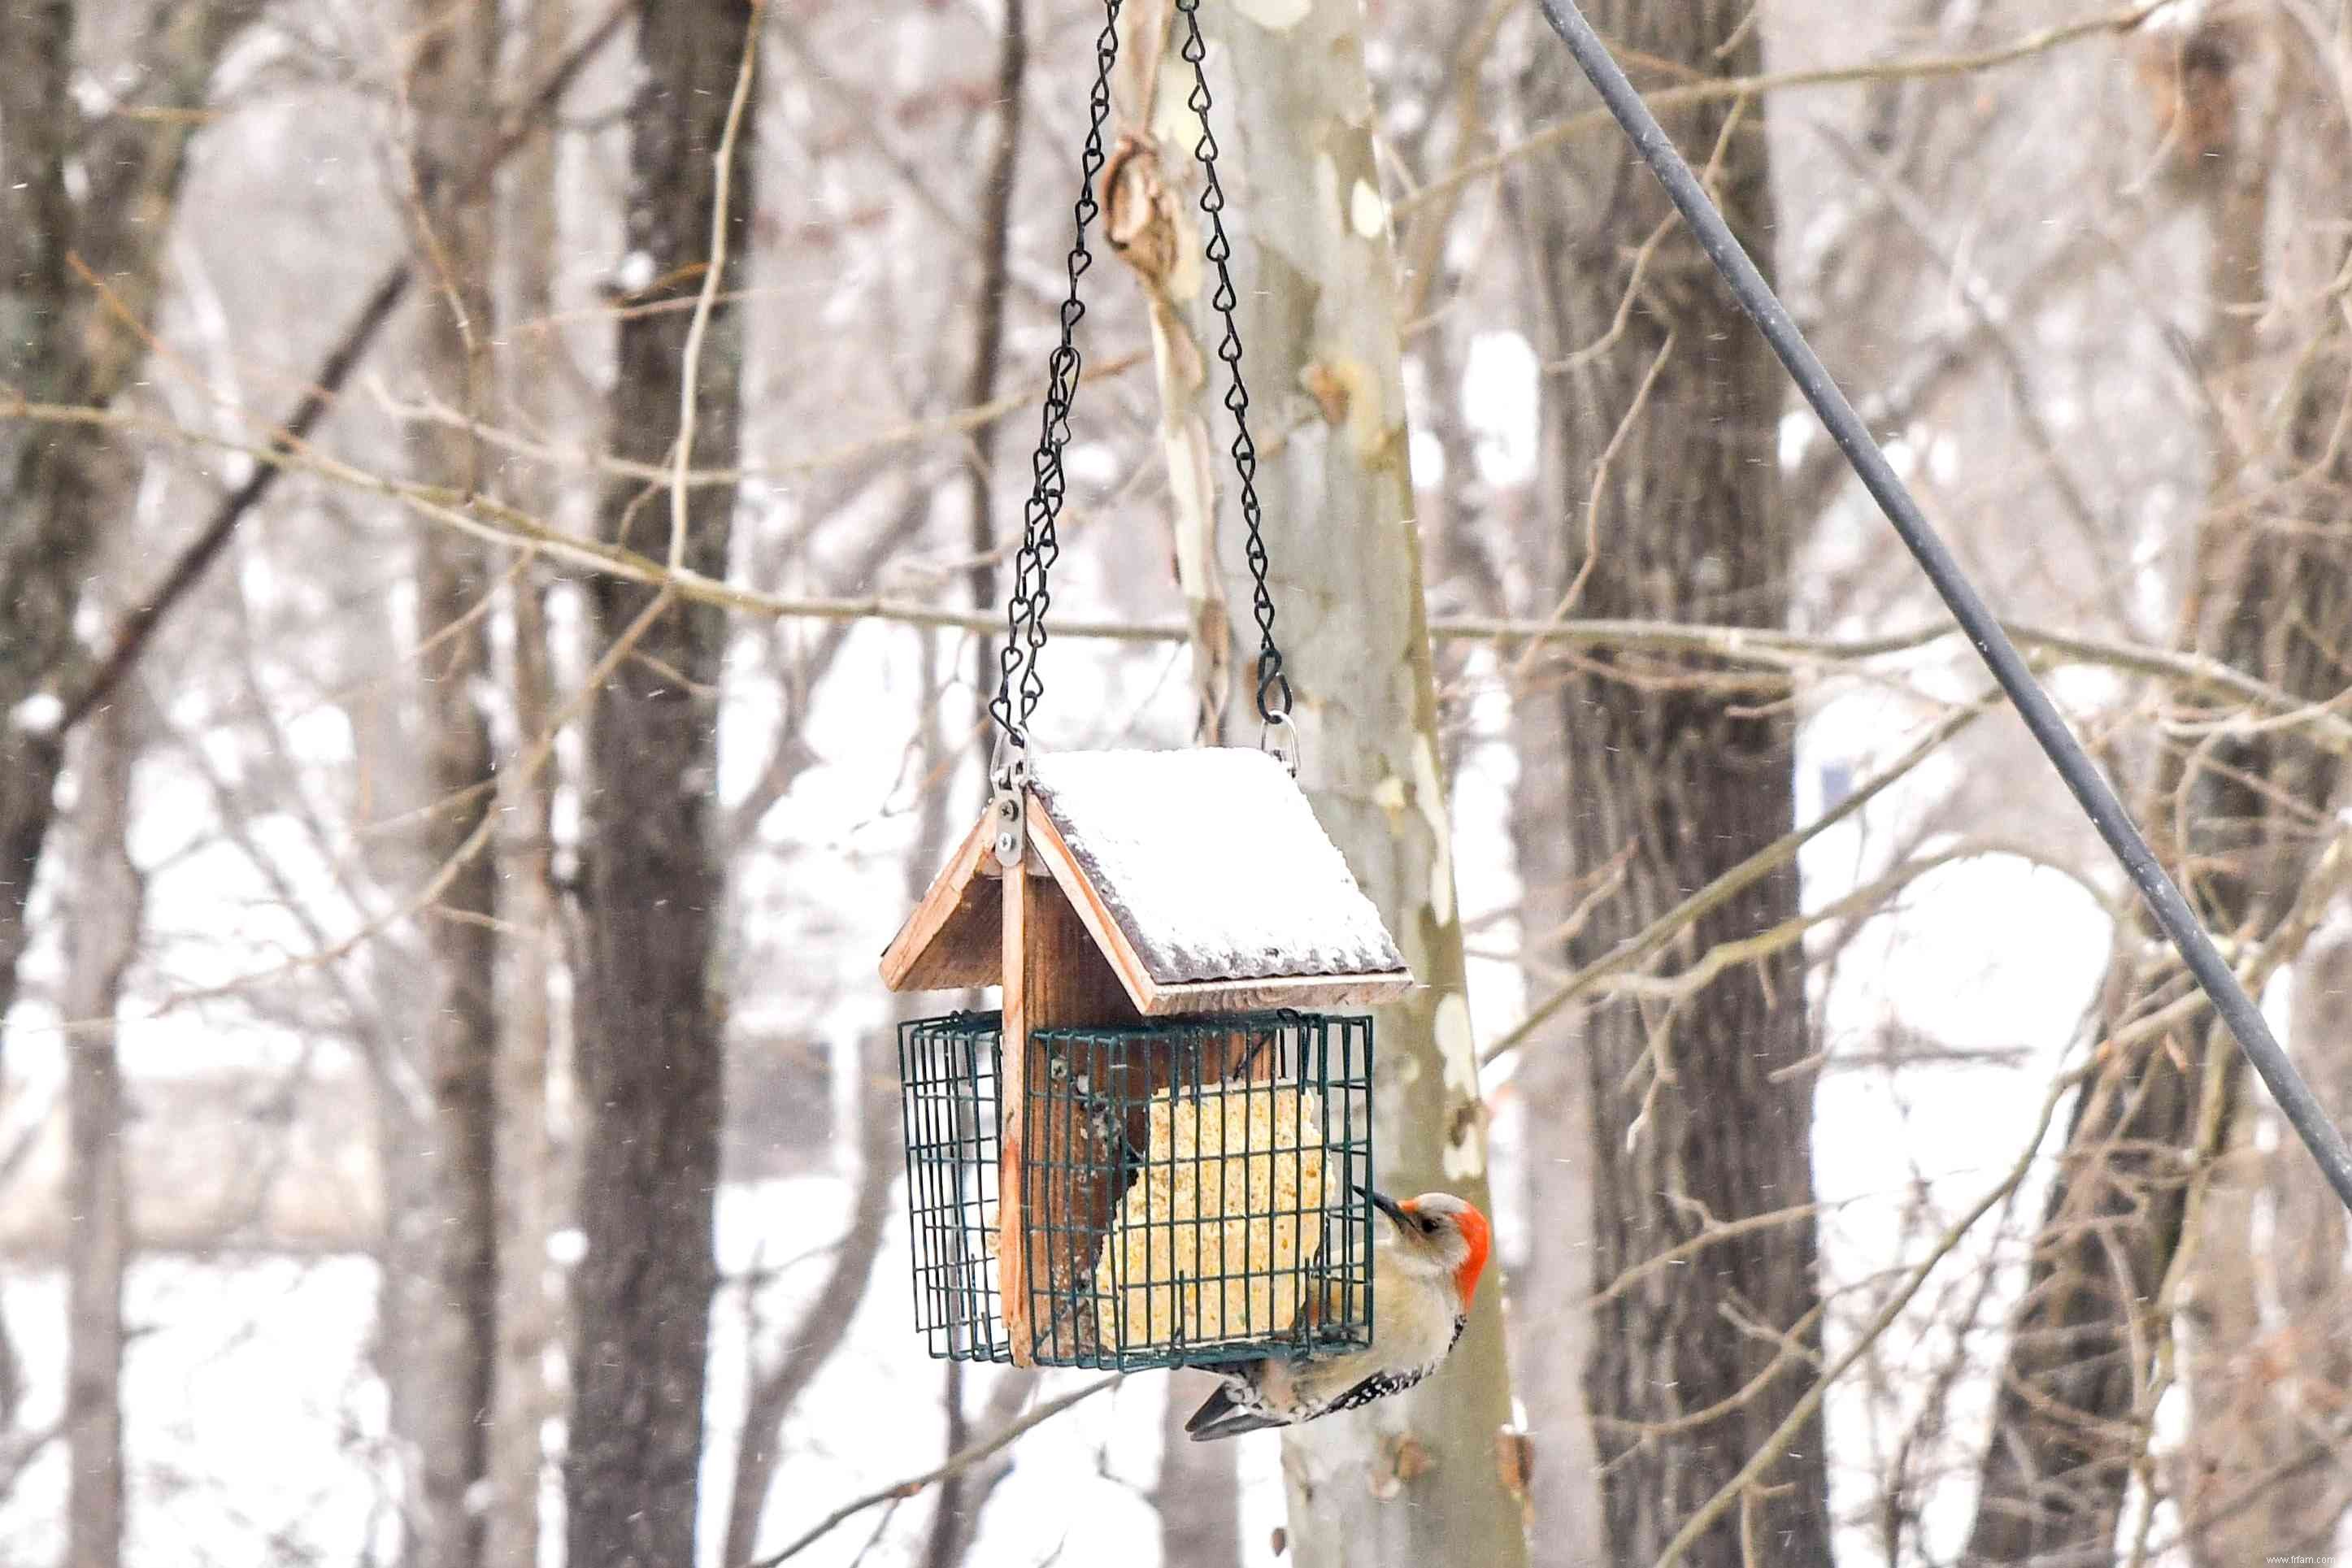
(879, 748, 1415, 1017)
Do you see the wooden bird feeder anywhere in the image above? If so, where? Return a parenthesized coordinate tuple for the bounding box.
(880, 747, 1415, 1370)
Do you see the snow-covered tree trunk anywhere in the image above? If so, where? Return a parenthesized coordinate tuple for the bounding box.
(1128, 3, 1528, 1563)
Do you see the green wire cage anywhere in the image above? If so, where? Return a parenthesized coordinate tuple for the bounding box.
(898, 1008, 1375, 1371)
(879, 748, 1416, 1370)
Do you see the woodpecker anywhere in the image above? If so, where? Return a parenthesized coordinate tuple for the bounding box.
(1184, 1189, 1491, 1441)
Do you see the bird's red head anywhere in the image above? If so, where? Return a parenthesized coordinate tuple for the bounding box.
(1400, 1194, 1492, 1309)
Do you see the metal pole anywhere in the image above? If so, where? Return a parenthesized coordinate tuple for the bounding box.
(1529, 0, 2352, 1211)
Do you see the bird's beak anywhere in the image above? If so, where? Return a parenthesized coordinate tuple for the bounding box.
(1357, 1185, 1412, 1228)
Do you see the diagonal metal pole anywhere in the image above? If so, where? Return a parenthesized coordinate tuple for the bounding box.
(1530, 0, 2352, 1212)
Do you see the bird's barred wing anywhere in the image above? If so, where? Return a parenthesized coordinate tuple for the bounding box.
(1319, 1316, 1466, 1418)
(1322, 1362, 1434, 1414)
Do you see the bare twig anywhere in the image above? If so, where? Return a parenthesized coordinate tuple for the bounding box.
(21, 382, 2351, 736)
(50, 0, 633, 739)
(1483, 697, 1995, 1065)
(672, 0, 766, 572)
(744, 1375, 1121, 1568)
(1405, 2, 2168, 216)
(1654, 1062, 2087, 1566)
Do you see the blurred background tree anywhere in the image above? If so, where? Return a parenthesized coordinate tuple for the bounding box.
(3, 1, 2351, 1565)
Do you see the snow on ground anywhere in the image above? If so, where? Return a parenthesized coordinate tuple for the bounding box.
(0, 1255, 392, 1567)
(0, 1173, 1286, 1568)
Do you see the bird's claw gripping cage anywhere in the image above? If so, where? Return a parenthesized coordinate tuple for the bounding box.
(880, 749, 1415, 1370)
(899, 1008, 1374, 1370)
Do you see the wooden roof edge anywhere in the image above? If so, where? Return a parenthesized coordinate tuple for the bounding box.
(1024, 795, 1160, 1015)
(1137, 970, 1419, 1018)
(877, 808, 998, 991)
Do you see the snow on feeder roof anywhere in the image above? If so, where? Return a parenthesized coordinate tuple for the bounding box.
(879, 747, 1415, 1015)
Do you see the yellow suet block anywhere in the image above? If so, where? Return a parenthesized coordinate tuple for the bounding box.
(1091, 1079, 1328, 1349)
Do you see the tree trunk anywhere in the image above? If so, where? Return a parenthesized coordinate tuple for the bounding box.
(2, 0, 262, 1482)
(1509, 7, 1832, 1562)
(1156, 1379, 1240, 1568)
(1133, 4, 1528, 1563)
(1963, 16, 2352, 1557)
(406, 7, 505, 1564)
(961, 0, 1025, 732)
(1503, 695, 1604, 1568)
(719, 1038, 898, 1567)
(0, 0, 267, 1069)
(2176, 936, 2352, 1566)
(488, 574, 559, 1568)
(563, 4, 758, 1565)
(0, 0, 83, 1079)
(63, 698, 141, 1568)
(485, 5, 572, 1561)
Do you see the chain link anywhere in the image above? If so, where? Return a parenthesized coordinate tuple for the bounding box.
(989, 0, 1294, 752)
(991, 0, 1124, 754)
(1175, 0, 1291, 725)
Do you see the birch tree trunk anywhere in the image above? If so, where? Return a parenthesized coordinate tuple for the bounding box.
(1130, 4, 1527, 1562)
(63, 698, 141, 1568)
(1509, 7, 1832, 1561)
(405, 7, 505, 1563)
(564, 4, 758, 1565)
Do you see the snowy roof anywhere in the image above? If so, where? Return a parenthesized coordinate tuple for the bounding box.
(880, 747, 1415, 1015)
(1027, 749, 1406, 985)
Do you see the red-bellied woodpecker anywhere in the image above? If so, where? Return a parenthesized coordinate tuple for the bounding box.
(1183, 1189, 1492, 1441)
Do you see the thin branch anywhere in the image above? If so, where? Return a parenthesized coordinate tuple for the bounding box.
(367, 345, 1148, 488)
(1483, 697, 1995, 1066)
(1654, 1062, 2087, 1566)
(49, 0, 633, 739)
(20, 383, 2350, 736)
(1403, 2, 2168, 217)
(672, 0, 766, 572)
(745, 1375, 1121, 1568)
(143, 584, 679, 1019)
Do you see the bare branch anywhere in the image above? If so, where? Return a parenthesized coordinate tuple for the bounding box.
(744, 1375, 1123, 1568)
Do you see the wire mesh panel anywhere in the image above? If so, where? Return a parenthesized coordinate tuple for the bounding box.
(897, 1008, 1375, 1370)
(899, 1012, 1012, 1362)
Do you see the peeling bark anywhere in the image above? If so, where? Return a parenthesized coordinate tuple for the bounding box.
(1133, 4, 1526, 1563)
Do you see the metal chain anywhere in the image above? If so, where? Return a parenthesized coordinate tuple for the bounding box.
(989, 0, 1298, 756)
(990, 0, 1125, 757)
(1175, 0, 1292, 726)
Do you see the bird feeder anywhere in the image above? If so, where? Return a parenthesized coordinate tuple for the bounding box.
(880, 748, 1415, 1370)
